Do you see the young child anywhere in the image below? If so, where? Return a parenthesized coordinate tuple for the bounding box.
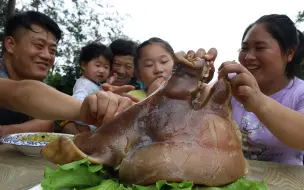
(61, 42, 113, 134)
(73, 42, 112, 99)
(128, 37, 175, 101)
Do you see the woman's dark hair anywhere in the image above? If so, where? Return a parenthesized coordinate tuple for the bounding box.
(79, 42, 113, 65)
(134, 37, 175, 71)
(242, 14, 304, 78)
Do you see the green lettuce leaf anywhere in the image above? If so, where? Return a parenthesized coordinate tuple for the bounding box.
(192, 177, 269, 190)
(41, 158, 107, 190)
(41, 158, 269, 190)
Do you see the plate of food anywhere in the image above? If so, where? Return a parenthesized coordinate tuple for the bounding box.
(0, 132, 74, 157)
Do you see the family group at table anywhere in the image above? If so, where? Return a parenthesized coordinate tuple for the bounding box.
(0, 10, 304, 166)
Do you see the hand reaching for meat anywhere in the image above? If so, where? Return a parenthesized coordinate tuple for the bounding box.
(79, 91, 133, 126)
(102, 73, 141, 103)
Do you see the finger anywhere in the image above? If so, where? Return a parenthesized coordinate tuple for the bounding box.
(115, 96, 133, 117)
(218, 62, 248, 79)
(122, 93, 141, 103)
(195, 48, 206, 59)
(237, 85, 252, 97)
(153, 77, 166, 85)
(95, 91, 110, 124)
(192, 57, 206, 69)
(209, 61, 215, 72)
(218, 61, 237, 72)
(101, 83, 112, 91)
(230, 73, 251, 87)
(186, 50, 195, 61)
(87, 94, 98, 119)
(107, 74, 117, 85)
(112, 85, 135, 94)
(206, 61, 215, 83)
(101, 92, 118, 126)
(175, 51, 186, 59)
(204, 48, 218, 61)
(174, 51, 193, 67)
(230, 73, 254, 95)
(148, 77, 165, 95)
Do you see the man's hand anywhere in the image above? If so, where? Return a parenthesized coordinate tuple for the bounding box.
(78, 91, 133, 127)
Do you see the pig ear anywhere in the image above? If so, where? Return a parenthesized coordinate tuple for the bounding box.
(40, 136, 87, 165)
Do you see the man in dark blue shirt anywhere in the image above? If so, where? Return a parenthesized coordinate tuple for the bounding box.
(0, 11, 62, 137)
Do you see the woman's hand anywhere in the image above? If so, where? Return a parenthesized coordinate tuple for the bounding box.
(217, 61, 267, 112)
(78, 91, 133, 126)
(175, 48, 217, 83)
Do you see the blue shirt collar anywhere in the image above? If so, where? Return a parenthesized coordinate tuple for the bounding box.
(0, 58, 8, 78)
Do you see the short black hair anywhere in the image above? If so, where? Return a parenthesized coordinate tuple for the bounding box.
(134, 37, 174, 71)
(2, 11, 62, 47)
(242, 14, 304, 78)
(79, 42, 113, 65)
(109, 39, 137, 57)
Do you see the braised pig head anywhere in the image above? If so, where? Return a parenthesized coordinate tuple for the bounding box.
(41, 55, 248, 187)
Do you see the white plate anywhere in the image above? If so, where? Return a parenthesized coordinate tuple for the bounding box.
(29, 183, 70, 190)
(28, 184, 42, 190)
(0, 132, 74, 157)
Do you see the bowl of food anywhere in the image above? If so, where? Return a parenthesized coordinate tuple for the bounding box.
(0, 132, 74, 157)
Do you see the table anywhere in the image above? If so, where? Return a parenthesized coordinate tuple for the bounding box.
(0, 145, 54, 190)
(0, 145, 304, 190)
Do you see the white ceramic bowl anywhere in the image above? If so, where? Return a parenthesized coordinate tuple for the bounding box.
(28, 183, 70, 190)
(29, 183, 71, 190)
(0, 132, 74, 157)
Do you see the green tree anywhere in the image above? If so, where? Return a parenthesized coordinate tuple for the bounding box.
(0, 0, 9, 49)
(296, 10, 304, 23)
(295, 10, 304, 79)
(1, 0, 17, 52)
(0, 0, 137, 95)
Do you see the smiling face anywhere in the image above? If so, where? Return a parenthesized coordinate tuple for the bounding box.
(111, 55, 134, 86)
(238, 24, 294, 90)
(137, 43, 174, 89)
(81, 56, 110, 83)
(4, 24, 57, 80)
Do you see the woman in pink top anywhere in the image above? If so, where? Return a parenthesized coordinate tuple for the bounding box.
(218, 14, 304, 165)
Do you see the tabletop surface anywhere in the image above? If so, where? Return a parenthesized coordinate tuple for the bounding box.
(0, 144, 304, 190)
